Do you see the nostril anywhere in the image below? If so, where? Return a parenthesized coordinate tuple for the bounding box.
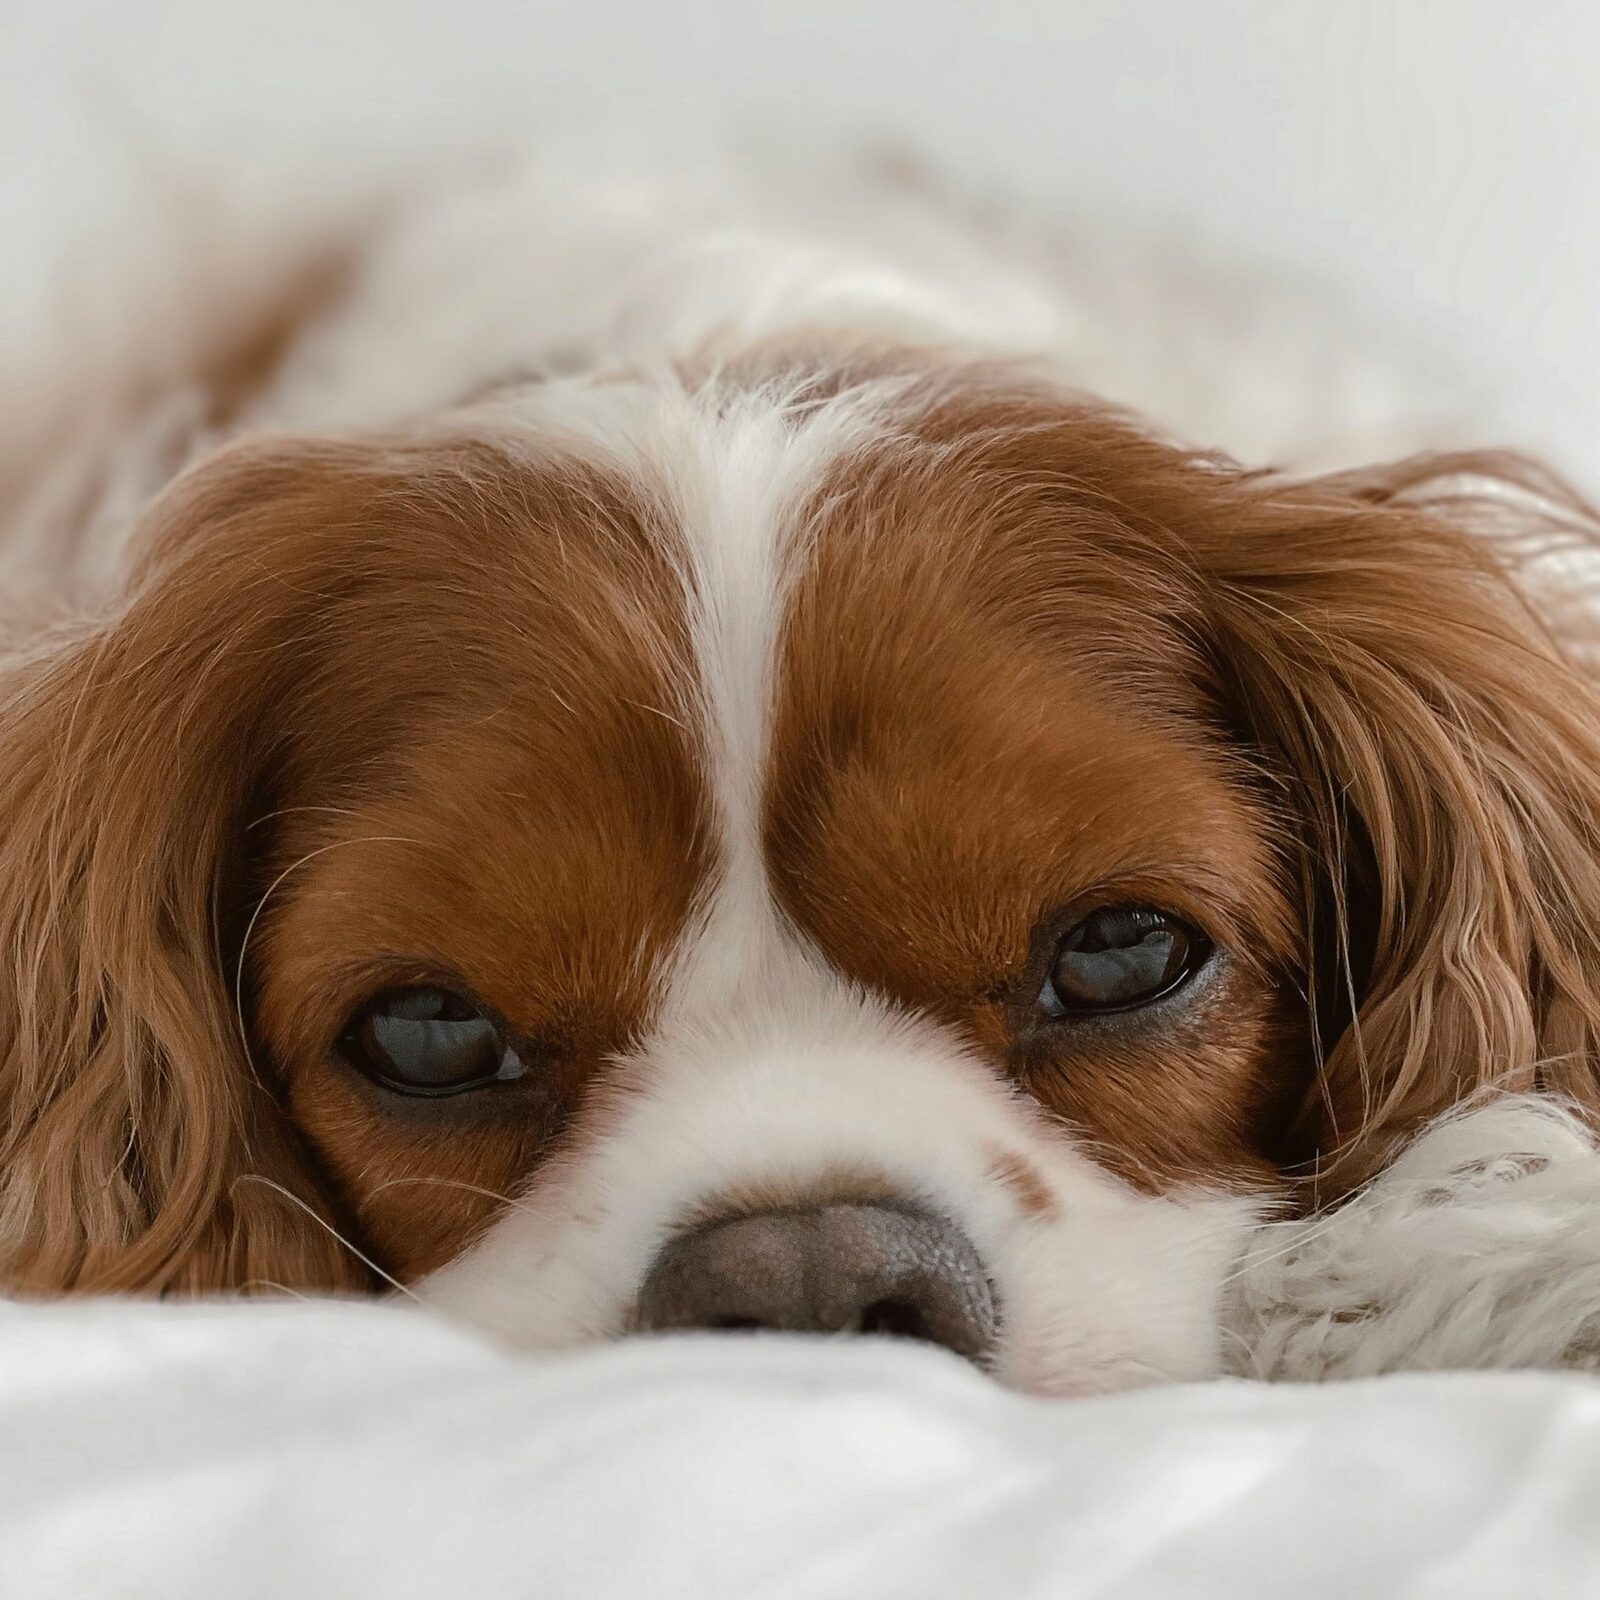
(857, 1297, 933, 1343)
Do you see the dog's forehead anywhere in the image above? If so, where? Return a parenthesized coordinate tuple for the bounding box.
(274, 377, 1276, 999)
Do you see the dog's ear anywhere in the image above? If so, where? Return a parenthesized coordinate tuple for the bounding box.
(0, 440, 374, 1293)
(1192, 451, 1600, 1187)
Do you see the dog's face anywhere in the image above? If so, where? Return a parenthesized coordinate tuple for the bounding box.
(251, 378, 1300, 1392)
(6, 362, 1600, 1395)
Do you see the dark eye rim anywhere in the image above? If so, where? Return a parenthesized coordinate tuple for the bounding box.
(1028, 900, 1217, 1022)
(337, 980, 526, 1099)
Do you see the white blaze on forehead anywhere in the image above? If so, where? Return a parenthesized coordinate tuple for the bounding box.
(644, 377, 893, 1012)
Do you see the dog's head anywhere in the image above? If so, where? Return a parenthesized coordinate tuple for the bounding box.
(5, 361, 1599, 1393)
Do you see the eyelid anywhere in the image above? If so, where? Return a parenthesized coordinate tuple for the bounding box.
(321, 966, 496, 1043)
(1034, 888, 1203, 944)
(1034, 872, 1279, 972)
(311, 962, 531, 1063)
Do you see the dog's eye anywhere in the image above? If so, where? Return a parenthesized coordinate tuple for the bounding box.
(1037, 906, 1207, 1016)
(343, 986, 525, 1095)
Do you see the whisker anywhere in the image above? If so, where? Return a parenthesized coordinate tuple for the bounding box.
(1220, 1202, 1354, 1288)
(232, 1173, 431, 1308)
(366, 1174, 539, 1217)
(230, 834, 420, 1077)
(1215, 1319, 1266, 1378)
(244, 803, 367, 831)
(236, 1278, 313, 1301)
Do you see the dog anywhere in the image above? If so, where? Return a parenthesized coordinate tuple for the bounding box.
(3, 148, 1598, 1395)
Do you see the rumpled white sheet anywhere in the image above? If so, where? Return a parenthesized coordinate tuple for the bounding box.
(3, 1297, 1598, 1600)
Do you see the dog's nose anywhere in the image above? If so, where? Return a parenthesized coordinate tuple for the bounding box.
(634, 1202, 997, 1362)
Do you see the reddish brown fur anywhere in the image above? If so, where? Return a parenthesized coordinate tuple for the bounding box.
(0, 432, 712, 1290)
(5, 362, 1600, 1295)
(982, 1145, 1058, 1220)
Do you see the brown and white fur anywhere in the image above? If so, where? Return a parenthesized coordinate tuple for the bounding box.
(4, 148, 1600, 1396)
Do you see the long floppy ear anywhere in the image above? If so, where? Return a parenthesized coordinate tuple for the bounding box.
(0, 443, 371, 1294)
(1193, 451, 1600, 1188)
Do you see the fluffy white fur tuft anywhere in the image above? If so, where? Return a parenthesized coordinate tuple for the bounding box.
(1229, 1097, 1600, 1381)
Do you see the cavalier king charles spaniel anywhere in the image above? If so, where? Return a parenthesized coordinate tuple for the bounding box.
(2, 151, 1598, 1395)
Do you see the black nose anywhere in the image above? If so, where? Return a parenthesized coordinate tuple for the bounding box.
(634, 1202, 997, 1363)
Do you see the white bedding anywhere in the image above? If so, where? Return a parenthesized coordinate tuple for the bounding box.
(4, 1296, 1598, 1599)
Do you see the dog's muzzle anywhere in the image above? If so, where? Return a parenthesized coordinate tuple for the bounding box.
(633, 1201, 998, 1363)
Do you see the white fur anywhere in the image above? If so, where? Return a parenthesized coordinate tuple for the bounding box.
(4, 141, 1475, 608)
(423, 957, 1257, 1396)
(1229, 1098, 1600, 1381)
(241, 145, 1476, 468)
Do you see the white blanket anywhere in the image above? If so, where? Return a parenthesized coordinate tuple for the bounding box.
(4, 1295, 1599, 1600)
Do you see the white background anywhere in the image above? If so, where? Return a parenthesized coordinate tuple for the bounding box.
(4, 1, 1597, 482)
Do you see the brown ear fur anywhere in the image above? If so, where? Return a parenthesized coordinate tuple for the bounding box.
(0, 442, 371, 1294)
(1195, 451, 1600, 1186)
